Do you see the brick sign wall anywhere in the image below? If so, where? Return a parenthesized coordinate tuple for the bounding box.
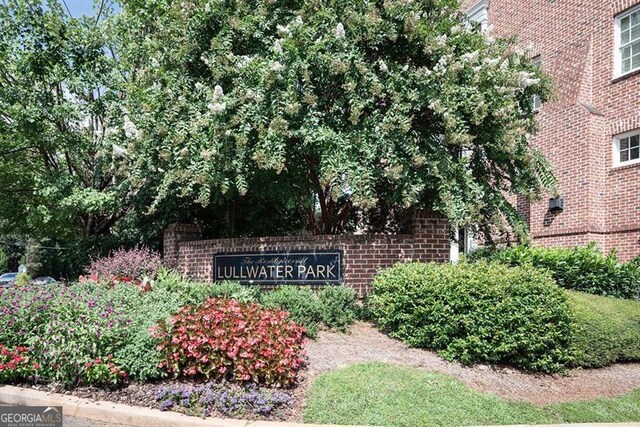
(163, 210, 450, 296)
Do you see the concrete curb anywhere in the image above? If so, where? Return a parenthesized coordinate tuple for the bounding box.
(1, 385, 639, 427)
(0, 385, 336, 427)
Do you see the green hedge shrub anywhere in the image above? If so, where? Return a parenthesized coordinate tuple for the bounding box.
(469, 244, 640, 299)
(318, 286, 358, 331)
(260, 285, 359, 337)
(260, 286, 324, 337)
(370, 261, 573, 372)
(567, 291, 640, 367)
(154, 269, 260, 305)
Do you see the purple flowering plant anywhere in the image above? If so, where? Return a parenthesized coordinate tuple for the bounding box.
(155, 382, 292, 417)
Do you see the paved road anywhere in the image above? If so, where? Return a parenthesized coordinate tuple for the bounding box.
(1, 404, 130, 427)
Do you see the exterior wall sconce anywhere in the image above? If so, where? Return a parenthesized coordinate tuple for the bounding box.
(548, 196, 564, 212)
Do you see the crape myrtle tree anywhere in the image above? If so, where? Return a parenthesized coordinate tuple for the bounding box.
(117, 0, 554, 240)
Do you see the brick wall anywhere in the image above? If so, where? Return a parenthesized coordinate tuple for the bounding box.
(461, 0, 640, 261)
(164, 210, 450, 296)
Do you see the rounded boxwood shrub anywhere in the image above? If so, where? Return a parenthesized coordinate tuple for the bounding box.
(370, 261, 573, 372)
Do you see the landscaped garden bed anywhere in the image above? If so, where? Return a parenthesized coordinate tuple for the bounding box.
(1, 246, 640, 426)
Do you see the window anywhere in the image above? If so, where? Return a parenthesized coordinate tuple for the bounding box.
(467, 0, 489, 31)
(614, 130, 640, 166)
(532, 56, 542, 111)
(615, 5, 640, 77)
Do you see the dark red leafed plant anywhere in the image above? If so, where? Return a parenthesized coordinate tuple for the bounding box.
(86, 246, 163, 281)
(153, 298, 306, 388)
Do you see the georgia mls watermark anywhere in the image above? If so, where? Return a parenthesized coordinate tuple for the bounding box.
(0, 406, 62, 427)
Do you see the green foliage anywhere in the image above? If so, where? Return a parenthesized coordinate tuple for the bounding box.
(117, 0, 554, 238)
(304, 363, 640, 426)
(0, 249, 8, 273)
(370, 262, 573, 372)
(81, 356, 127, 386)
(318, 286, 358, 331)
(567, 291, 640, 367)
(0, 281, 186, 385)
(261, 286, 324, 338)
(155, 269, 260, 305)
(260, 285, 359, 337)
(14, 273, 31, 287)
(111, 285, 185, 381)
(471, 244, 640, 299)
(0, 0, 135, 240)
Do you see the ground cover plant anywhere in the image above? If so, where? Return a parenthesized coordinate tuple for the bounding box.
(468, 244, 640, 299)
(304, 363, 640, 427)
(155, 382, 292, 417)
(370, 261, 573, 372)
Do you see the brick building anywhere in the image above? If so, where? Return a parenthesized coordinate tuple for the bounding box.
(461, 0, 640, 261)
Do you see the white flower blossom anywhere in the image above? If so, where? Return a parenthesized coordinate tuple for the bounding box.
(402, 64, 409, 72)
(236, 55, 252, 69)
(195, 82, 204, 91)
(204, 2, 211, 13)
(157, 167, 165, 173)
(484, 57, 500, 67)
(270, 61, 284, 72)
(335, 22, 345, 38)
(208, 102, 226, 113)
(123, 115, 141, 140)
(276, 24, 289, 36)
(450, 24, 462, 34)
(213, 85, 224, 100)
(460, 51, 479, 63)
(295, 16, 303, 25)
(112, 144, 127, 157)
(274, 39, 283, 54)
(378, 59, 388, 73)
(151, 57, 160, 68)
(518, 71, 539, 88)
(435, 34, 447, 45)
(104, 127, 118, 138)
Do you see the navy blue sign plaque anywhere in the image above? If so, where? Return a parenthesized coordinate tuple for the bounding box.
(214, 250, 343, 285)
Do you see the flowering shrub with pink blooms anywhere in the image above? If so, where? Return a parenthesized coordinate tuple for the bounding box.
(86, 246, 163, 282)
(154, 298, 307, 387)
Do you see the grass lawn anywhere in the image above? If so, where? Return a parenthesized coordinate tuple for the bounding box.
(303, 363, 640, 426)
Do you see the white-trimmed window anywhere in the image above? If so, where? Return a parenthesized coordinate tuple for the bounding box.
(467, 0, 489, 31)
(615, 4, 640, 77)
(614, 130, 640, 166)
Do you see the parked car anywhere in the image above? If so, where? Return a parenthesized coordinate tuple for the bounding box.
(31, 276, 58, 285)
(0, 272, 18, 288)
